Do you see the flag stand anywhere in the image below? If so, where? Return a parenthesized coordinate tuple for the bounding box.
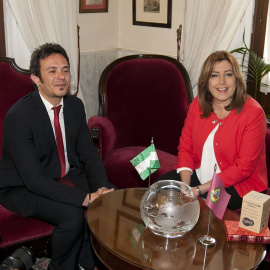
(148, 168, 151, 188)
(130, 137, 160, 188)
(202, 245, 208, 270)
(198, 209, 216, 246)
(148, 137, 153, 188)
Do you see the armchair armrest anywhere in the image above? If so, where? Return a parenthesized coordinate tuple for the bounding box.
(90, 127, 100, 153)
(88, 116, 116, 160)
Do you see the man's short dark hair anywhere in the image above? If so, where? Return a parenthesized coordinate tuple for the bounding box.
(30, 43, 70, 79)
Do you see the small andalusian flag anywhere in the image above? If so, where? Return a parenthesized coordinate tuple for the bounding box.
(205, 171, 231, 220)
(130, 141, 160, 180)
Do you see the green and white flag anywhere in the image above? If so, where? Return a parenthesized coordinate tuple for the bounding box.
(130, 142, 160, 180)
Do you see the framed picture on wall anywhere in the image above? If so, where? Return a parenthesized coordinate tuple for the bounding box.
(79, 0, 109, 13)
(133, 0, 172, 28)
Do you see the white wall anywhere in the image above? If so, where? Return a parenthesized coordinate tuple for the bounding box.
(78, 0, 185, 57)
(78, 0, 119, 52)
(119, 0, 185, 56)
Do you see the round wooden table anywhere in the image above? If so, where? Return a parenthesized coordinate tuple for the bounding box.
(87, 188, 266, 270)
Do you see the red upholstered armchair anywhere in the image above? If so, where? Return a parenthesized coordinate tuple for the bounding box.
(88, 54, 193, 189)
(0, 58, 53, 259)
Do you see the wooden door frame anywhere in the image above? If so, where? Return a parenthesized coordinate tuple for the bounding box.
(250, 0, 269, 57)
(249, 0, 269, 113)
(0, 0, 6, 57)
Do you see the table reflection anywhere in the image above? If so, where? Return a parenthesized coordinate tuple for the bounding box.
(130, 223, 224, 269)
(87, 188, 266, 270)
(138, 227, 195, 270)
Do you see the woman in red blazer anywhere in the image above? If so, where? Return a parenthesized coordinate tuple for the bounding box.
(159, 51, 267, 209)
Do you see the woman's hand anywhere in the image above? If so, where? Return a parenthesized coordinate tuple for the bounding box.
(191, 186, 200, 197)
(191, 181, 212, 197)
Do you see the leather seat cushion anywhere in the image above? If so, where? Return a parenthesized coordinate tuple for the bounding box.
(104, 146, 177, 189)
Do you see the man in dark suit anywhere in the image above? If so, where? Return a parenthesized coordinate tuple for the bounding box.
(0, 43, 114, 270)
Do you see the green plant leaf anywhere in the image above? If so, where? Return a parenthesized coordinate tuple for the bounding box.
(230, 30, 270, 101)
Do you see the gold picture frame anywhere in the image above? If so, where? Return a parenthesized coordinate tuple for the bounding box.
(79, 0, 109, 13)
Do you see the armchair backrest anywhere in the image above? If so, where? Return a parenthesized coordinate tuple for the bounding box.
(98, 54, 193, 156)
(0, 58, 34, 156)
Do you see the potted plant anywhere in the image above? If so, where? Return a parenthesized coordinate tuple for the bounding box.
(231, 32, 270, 102)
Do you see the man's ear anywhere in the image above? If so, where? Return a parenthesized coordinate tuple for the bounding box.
(30, 74, 40, 86)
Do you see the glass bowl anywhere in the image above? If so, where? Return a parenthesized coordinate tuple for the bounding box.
(140, 180, 200, 238)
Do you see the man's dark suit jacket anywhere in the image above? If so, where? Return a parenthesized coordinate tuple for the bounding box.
(0, 90, 110, 217)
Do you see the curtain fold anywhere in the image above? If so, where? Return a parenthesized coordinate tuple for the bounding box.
(6, 0, 79, 96)
(182, 0, 252, 96)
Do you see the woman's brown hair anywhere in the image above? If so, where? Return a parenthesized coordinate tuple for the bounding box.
(198, 51, 246, 118)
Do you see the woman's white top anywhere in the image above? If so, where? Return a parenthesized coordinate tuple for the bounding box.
(177, 124, 221, 184)
(195, 124, 221, 184)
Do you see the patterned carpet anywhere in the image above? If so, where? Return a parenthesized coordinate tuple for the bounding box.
(32, 257, 50, 270)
